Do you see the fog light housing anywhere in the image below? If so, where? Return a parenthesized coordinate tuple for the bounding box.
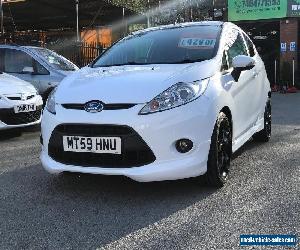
(176, 139, 193, 153)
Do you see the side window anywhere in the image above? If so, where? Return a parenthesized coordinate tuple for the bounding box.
(243, 34, 256, 57)
(34, 60, 49, 75)
(221, 51, 229, 71)
(4, 49, 33, 73)
(227, 33, 248, 68)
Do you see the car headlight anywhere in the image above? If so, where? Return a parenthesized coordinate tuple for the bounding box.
(139, 79, 210, 115)
(46, 88, 57, 115)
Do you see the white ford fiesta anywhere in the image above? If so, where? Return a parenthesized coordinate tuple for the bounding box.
(0, 72, 43, 130)
(41, 22, 271, 187)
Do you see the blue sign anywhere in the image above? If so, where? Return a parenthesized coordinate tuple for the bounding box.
(240, 235, 297, 246)
(281, 42, 287, 52)
(290, 42, 296, 51)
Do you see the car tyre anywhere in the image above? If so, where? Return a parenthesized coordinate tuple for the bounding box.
(253, 100, 271, 142)
(204, 112, 232, 188)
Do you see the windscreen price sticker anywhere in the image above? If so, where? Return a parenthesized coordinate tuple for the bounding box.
(179, 38, 216, 49)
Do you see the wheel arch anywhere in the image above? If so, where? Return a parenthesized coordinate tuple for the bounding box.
(220, 106, 233, 131)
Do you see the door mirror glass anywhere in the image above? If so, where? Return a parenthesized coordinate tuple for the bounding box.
(232, 55, 255, 70)
(22, 66, 34, 74)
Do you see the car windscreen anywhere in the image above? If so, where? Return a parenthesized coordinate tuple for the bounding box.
(34, 48, 77, 71)
(92, 25, 221, 67)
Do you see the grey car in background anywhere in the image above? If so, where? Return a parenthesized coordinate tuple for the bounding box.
(0, 45, 79, 100)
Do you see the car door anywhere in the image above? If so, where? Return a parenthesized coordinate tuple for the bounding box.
(1, 48, 39, 92)
(31, 58, 52, 94)
(243, 33, 266, 122)
(224, 29, 258, 139)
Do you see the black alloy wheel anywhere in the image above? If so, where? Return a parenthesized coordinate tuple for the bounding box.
(205, 112, 232, 188)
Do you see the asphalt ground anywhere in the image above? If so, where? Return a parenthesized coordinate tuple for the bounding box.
(0, 93, 299, 250)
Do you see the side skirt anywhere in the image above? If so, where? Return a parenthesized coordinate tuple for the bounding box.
(232, 117, 264, 153)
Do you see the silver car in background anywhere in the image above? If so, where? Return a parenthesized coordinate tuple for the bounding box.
(0, 45, 79, 100)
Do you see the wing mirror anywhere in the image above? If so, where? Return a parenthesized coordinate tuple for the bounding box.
(232, 55, 255, 82)
(22, 66, 34, 74)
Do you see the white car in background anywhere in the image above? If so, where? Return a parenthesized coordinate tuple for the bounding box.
(0, 72, 43, 130)
(41, 22, 271, 187)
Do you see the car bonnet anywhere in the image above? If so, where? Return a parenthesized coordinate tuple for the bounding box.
(55, 59, 219, 104)
(0, 73, 37, 95)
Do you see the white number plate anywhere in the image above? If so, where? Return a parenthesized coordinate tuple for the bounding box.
(63, 136, 122, 154)
(14, 104, 36, 113)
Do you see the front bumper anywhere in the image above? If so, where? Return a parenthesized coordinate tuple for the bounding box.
(41, 97, 216, 182)
(0, 96, 43, 130)
(0, 118, 42, 130)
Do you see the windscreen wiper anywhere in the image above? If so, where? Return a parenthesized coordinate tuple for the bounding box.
(95, 62, 145, 68)
(168, 59, 206, 64)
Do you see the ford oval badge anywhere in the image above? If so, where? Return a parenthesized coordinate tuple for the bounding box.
(84, 101, 104, 113)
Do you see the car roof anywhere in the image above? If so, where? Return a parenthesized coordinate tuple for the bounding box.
(0, 44, 43, 50)
(132, 21, 226, 36)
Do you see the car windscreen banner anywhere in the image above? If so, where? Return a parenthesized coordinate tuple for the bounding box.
(228, 0, 299, 21)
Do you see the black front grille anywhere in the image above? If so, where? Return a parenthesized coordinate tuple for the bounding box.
(7, 97, 21, 100)
(0, 106, 42, 125)
(48, 124, 156, 168)
(6, 95, 35, 101)
(61, 103, 137, 111)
